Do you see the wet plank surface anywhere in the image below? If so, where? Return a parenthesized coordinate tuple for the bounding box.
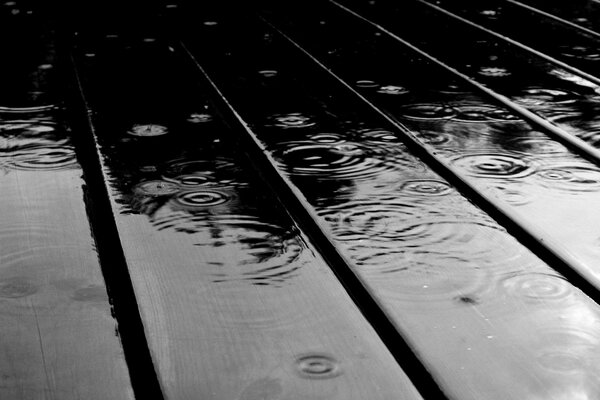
(70, 17, 424, 400)
(9, 0, 600, 399)
(0, 5, 134, 400)
(165, 4, 600, 398)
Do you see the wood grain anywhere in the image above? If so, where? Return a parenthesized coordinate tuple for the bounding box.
(72, 25, 424, 400)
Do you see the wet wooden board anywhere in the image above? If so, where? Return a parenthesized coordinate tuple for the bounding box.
(171, 6, 600, 399)
(0, 8, 134, 400)
(71, 21, 424, 400)
(293, 0, 600, 288)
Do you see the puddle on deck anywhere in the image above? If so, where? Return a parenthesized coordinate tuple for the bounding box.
(174, 6, 600, 398)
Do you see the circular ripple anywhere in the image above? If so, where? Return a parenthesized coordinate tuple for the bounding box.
(516, 87, 579, 107)
(493, 185, 534, 206)
(280, 142, 412, 181)
(399, 103, 456, 120)
(308, 133, 346, 144)
(355, 80, 378, 88)
(400, 179, 453, 196)
(500, 273, 574, 303)
(268, 113, 315, 129)
(258, 70, 278, 77)
(377, 85, 409, 95)
(0, 278, 38, 298)
(169, 174, 212, 188)
(295, 354, 341, 379)
(187, 113, 213, 123)
(172, 190, 230, 209)
(534, 327, 600, 374)
(450, 153, 537, 180)
(536, 163, 600, 193)
(478, 66, 511, 77)
(560, 45, 600, 61)
(7, 145, 77, 171)
(452, 104, 521, 123)
(359, 129, 398, 142)
(506, 137, 567, 155)
(128, 124, 169, 137)
(0, 105, 57, 113)
(133, 180, 180, 196)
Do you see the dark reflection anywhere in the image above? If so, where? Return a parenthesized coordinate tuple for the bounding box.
(75, 34, 309, 288)
(182, 3, 600, 398)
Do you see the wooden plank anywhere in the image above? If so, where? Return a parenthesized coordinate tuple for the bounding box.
(71, 22, 425, 400)
(0, 8, 134, 400)
(174, 8, 600, 399)
(269, 0, 600, 292)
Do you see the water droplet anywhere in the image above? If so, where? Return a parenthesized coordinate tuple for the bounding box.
(480, 9, 498, 17)
(128, 124, 168, 137)
(478, 66, 511, 77)
(500, 272, 574, 303)
(377, 85, 409, 95)
(143, 37, 156, 43)
(560, 45, 600, 61)
(536, 163, 600, 193)
(38, 64, 52, 70)
(399, 103, 456, 120)
(355, 80, 379, 88)
(172, 190, 230, 208)
(187, 113, 213, 123)
(269, 113, 315, 129)
(133, 180, 180, 196)
(452, 104, 520, 123)
(204, 21, 218, 26)
(295, 354, 341, 379)
(0, 278, 37, 298)
(400, 179, 452, 196)
(280, 141, 412, 181)
(450, 153, 536, 180)
(258, 70, 278, 77)
(0, 105, 57, 113)
(309, 133, 345, 144)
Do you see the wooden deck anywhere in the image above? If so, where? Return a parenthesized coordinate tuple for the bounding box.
(5, 0, 600, 398)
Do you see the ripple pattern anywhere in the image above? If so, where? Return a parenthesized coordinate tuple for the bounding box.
(450, 153, 537, 181)
(268, 113, 316, 129)
(535, 163, 600, 193)
(399, 103, 456, 120)
(128, 123, 169, 137)
(499, 273, 574, 303)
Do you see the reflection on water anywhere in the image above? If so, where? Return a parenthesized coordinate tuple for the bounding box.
(208, 4, 600, 397)
(0, 112, 77, 173)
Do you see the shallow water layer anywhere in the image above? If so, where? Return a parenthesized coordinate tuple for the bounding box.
(74, 26, 423, 399)
(177, 6, 600, 398)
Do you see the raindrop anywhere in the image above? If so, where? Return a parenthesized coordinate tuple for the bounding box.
(280, 141, 411, 181)
(172, 190, 230, 208)
(478, 66, 511, 77)
(536, 163, 600, 193)
(500, 272, 574, 303)
(377, 85, 409, 95)
(258, 70, 278, 77)
(187, 113, 213, 123)
(452, 104, 520, 123)
(450, 153, 536, 180)
(128, 124, 169, 137)
(309, 133, 345, 144)
(295, 354, 341, 379)
(133, 180, 180, 197)
(355, 80, 379, 88)
(400, 179, 452, 196)
(399, 103, 456, 120)
(480, 9, 498, 17)
(204, 21, 218, 26)
(268, 113, 315, 129)
(38, 64, 52, 70)
(0, 105, 57, 113)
